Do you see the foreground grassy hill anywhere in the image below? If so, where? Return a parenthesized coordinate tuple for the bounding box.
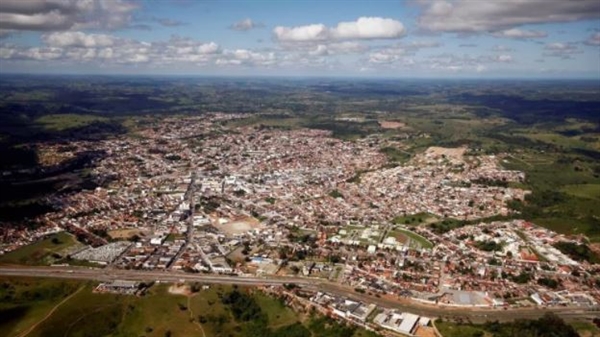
(0, 277, 378, 337)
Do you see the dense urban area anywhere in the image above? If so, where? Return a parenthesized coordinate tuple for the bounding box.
(2, 109, 599, 337)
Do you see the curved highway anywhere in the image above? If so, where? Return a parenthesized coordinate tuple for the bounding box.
(1, 266, 597, 323)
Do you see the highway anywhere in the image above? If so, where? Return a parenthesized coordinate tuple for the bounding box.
(1, 266, 598, 323)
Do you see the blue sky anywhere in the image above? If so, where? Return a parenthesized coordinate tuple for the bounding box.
(0, 0, 599, 78)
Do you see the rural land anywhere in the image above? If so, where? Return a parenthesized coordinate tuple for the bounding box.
(1, 76, 599, 337)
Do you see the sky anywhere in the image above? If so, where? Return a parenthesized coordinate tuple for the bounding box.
(0, 0, 599, 78)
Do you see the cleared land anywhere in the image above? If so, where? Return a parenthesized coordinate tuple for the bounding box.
(218, 216, 264, 236)
(34, 114, 108, 131)
(107, 228, 146, 240)
(379, 120, 406, 129)
(0, 232, 81, 265)
(391, 228, 434, 249)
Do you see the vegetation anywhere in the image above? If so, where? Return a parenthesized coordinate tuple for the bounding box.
(437, 313, 579, 337)
(35, 114, 108, 131)
(0, 232, 80, 265)
(0, 277, 376, 337)
(552, 241, 600, 264)
(474, 240, 504, 252)
(392, 228, 434, 249)
(379, 146, 411, 163)
(328, 189, 344, 199)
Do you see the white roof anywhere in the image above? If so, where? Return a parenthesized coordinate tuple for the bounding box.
(399, 313, 419, 334)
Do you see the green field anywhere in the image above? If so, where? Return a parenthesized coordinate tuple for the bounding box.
(392, 213, 437, 225)
(35, 114, 108, 131)
(0, 277, 379, 337)
(390, 228, 434, 249)
(435, 314, 585, 337)
(436, 320, 487, 337)
(569, 320, 600, 337)
(0, 232, 81, 265)
(562, 184, 600, 201)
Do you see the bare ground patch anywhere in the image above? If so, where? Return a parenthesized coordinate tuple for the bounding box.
(217, 216, 265, 236)
(379, 120, 406, 129)
(168, 283, 192, 296)
(107, 228, 145, 240)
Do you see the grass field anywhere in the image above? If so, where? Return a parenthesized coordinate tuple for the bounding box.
(0, 277, 82, 337)
(390, 228, 434, 249)
(435, 321, 488, 337)
(35, 114, 108, 131)
(501, 149, 600, 241)
(0, 277, 378, 337)
(0, 232, 81, 265)
(392, 213, 437, 226)
(254, 292, 298, 328)
(562, 184, 600, 201)
(569, 320, 600, 337)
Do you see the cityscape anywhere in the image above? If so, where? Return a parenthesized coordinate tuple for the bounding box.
(1, 0, 599, 336)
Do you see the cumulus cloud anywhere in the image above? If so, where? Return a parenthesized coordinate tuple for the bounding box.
(492, 28, 547, 39)
(584, 32, 600, 46)
(417, 0, 600, 33)
(365, 51, 516, 73)
(543, 42, 581, 59)
(366, 40, 441, 64)
(216, 49, 276, 67)
(492, 45, 513, 52)
(0, 0, 139, 31)
(492, 54, 513, 63)
(42, 31, 116, 48)
(274, 17, 405, 42)
(0, 29, 14, 38)
(152, 17, 186, 27)
(1, 32, 222, 65)
(230, 18, 264, 31)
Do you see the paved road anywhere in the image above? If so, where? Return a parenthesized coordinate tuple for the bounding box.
(1, 266, 598, 323)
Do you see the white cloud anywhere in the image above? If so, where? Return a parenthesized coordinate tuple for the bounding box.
(543, 42, 580, 59)
(230, 18, 264, 31)
(492, 28, 547, 39)
(217, 49, 276, 66)
(1, 32, 224, 66)
(43, 31, 116, 48)
(197, 42, 219, 54)
(584, 32, 600, 46)
(545, 42, 575, 51)
(274, 24, 329, 42)
(493, 54, 513, 63)
(152, 17, 185, 27)
(331, 17, 405, 40)
(492, 45, 513, 52)
(274, 17, 405, 42)
(418, 0, 600, 33)
(366, 41, 441, 64)
(0, 0, 139, 31)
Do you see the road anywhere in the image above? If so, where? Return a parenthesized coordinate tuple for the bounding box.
(0, 266, 598, 323)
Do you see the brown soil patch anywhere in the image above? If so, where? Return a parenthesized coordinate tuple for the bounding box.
(379, 120, 406, 129)
(108, 228, 144, 239)
(218, 216, 265, 235)
(168, 283, 192, 296)
(415, 325, 437, 337)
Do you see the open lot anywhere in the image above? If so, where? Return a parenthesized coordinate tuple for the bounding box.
(0, 232, 82, 266)
(107, 228, 146, 240)
(391, 228, 434, 249)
